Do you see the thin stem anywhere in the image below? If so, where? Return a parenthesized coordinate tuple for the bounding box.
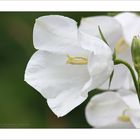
(138, 77, 140, 102)
(114, 59, 139, 94)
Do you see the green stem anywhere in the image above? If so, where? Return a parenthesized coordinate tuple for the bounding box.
(114, 59, 139, 94)
(138, 77, 140, 102)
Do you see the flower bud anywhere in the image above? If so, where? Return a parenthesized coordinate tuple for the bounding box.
(131, 36, 140, 76)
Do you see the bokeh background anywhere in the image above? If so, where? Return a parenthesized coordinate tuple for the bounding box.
(0, 12, 121, 128)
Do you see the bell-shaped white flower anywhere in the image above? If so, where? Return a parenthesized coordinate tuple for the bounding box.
(85, 90, 140, 128)
(80, 14, 137, 90)
(114, 12, 140, 91)
(114, 12, 140, 67)
(24, 15, 113, 117)
(115, 12, 140, 46)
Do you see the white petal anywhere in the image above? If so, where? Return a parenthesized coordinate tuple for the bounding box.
(100, 44, 134, 90)
(47, 90, 87, 117)
(25, 51, 90, 116)
(82, 52, 113, 95)
(122, 72, 135, 91)
(116, 47, 135, 90)
(85, 92, 134, 128)
(79, 31, 113, 56)
(126, 109, 140, 128)
(115, 12, 140, 45)
(118, 89, 140, 128)
(25, 51, 90, 99)
(120, 90, 140, 109)
(79, 16, 123, 48)
(116, 90, 140, 128)
(101, 64, 132, 90)
(79, 33, 113, 94)
(33, 15, 87, 56)
(117, 45, 132, 63)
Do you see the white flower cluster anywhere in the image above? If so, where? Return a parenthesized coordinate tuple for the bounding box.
(24, 12, 140, 128)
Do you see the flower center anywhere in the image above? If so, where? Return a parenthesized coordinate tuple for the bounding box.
(115, 38, 129, 54)
(66, 55, 88, 65)
(118, 108, 130, 122)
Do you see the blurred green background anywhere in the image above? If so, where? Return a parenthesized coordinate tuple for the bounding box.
(0, 12, 120, 128)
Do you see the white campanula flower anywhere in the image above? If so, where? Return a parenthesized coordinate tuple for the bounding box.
(85, 90, 140, 128)
(114, 12, 140, 91)
(80, 14, 137, 90)
(24, 15, 113, 117)
(115, 12, 140, 46)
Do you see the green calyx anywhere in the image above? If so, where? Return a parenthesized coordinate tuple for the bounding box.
(131, 36, 140, 102)
(131, 36, 140, 76)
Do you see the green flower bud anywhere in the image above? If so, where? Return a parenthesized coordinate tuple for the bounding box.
(131, 36, 140, 76)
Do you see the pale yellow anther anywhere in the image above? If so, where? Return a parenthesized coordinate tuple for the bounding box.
(115, 38, 129, 54)
(118, 115, 130, 122)
(66, 55, 88, 65)
(118, 108, 130, 122)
